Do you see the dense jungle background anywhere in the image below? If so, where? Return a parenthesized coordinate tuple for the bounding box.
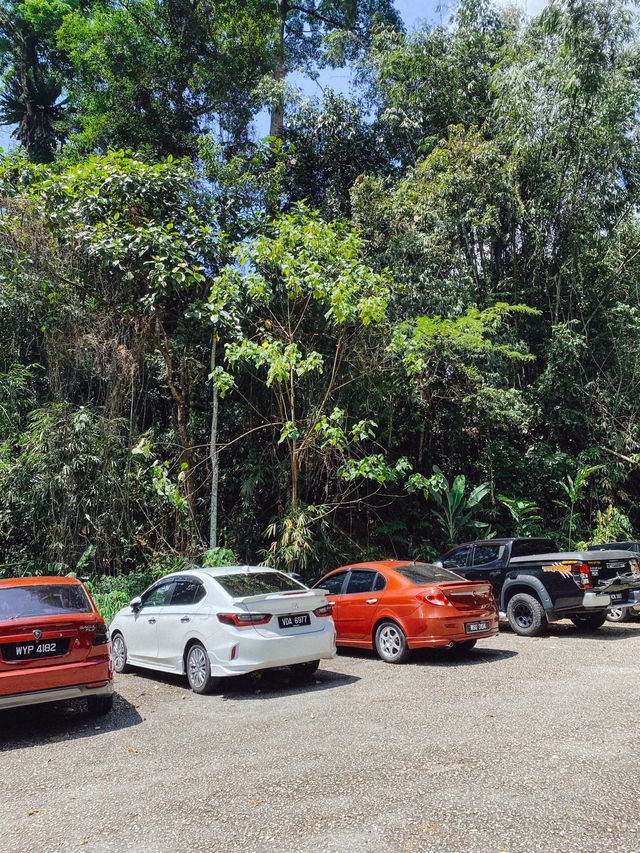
(1, 0, 639, 598)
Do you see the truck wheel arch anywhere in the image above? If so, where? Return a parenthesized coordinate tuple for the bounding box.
(501, 578, 553, 614)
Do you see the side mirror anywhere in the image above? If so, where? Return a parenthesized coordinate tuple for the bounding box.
(130, 596, 142, 611)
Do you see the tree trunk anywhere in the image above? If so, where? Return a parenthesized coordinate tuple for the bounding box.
(269, 0, 288, 137)
(209, 333, 219, 549)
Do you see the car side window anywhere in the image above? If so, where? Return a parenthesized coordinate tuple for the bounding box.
(345, 570, 377, 594)
(316, 572, 347, 595)
(373, 573, 386, 592)
(170, 580, 205, 606)
(142, 581, 175, 608)
(442, 546, 471, 569)
(472, 544, 505, 566)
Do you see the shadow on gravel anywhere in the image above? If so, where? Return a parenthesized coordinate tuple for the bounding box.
(220, 667, 360, 701)
(118, 663, 360, 701)
(337, 646, 517, 666)
(0, 692, 141, 751)
(500, 620, 640, 641)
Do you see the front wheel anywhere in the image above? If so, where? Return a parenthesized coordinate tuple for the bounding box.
(570, 612, 607, 631)
(506, 593, 548, 637)
(185, 643, 219, 694)
(289, 660, 320, 678)
(374, 620, 411, 663)
(111, 632, 132, 674)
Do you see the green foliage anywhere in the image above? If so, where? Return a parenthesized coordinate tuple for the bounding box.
(201, 546, 237, 568)
(408, 466, 491, 546)
(498, 496, 543, 537)
(1, 0, 640, 578)
(580, 505, 635, 549)
(554, 465, 604, 549)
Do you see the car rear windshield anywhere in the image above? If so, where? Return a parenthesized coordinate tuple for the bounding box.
(510, 539, 558, 558)
(214, 572, 307, 598)
(0, 584, 92, 620)
(393, 563, 464, 585)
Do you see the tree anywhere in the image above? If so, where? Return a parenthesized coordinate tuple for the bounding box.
(210, 202, 397, 568)
(0, 0, 73, 161)
(266, 0, 402, 136)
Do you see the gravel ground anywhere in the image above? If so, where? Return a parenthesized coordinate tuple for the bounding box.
(1, 620, 639, 853)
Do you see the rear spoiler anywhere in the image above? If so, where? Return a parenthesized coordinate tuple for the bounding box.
(231, 589, 327, 605)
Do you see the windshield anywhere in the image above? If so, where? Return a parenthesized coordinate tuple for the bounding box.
(214, 572, 307, 597)
(0, 584, 92, 620)
(393, 563, 463, 585)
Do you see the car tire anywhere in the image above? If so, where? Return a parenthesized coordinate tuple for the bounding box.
(606, 606, 630, 623)
(289, 659, 320, 678)
(185, 643, 219, 694)
(111, 632, 132, 674)
(452, 639, 477, 653)
(374, 620, 411, 663)
(87, 693, 114, 716)
(507, 593, 548, 637)
(570, 612, 607, 631)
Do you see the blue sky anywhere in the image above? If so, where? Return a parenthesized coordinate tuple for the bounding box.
(0, 0, 549, 153)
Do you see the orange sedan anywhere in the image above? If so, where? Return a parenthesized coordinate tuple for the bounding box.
(0, 576, 113, 714)
(313, 560, 499, 663)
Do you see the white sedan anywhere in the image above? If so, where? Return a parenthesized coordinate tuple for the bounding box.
(109, 566, 336, 693)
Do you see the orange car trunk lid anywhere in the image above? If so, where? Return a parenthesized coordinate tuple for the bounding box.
(0, 614, 97, 670)
(437, 581, 494, 610)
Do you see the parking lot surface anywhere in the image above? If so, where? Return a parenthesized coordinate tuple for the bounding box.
(1, 621, 639, 853)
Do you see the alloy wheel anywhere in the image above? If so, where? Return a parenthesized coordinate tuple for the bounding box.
(378, 624, 403, 659)
(112, 635, 126, 671)
(188, 645, 208, 690)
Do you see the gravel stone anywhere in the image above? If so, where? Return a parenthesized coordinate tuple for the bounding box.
(1, 620, 639, 852)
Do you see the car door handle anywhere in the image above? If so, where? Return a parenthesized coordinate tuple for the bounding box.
(489, 570, 501, 577)
(366, 598, 378, 605)
(180, 616, 190, 623)
(148, 618, 156, 624)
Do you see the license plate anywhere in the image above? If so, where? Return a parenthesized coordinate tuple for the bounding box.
(610, 594, 624, 603)
(465, 620, 490, 634)
(1, 639, 69, 662)
(278, 613, 310, 629)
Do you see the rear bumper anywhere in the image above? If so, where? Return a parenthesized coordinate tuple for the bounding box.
(609, 589, 640, 610)
(207, 626, 337, 677)
(406, 610, 499, 648)
(0, 680, 113, 711)
(581, 591, 611, 609)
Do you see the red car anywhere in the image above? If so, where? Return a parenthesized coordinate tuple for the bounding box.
(313, 560, 499, 663)
(0, 577, 113, 715)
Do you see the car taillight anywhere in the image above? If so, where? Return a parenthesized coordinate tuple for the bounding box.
(94, 622, 109, 645)
(313, 604, 333, 617)
(217, 612, 272, 627)
(418, 589, 448, 606)
(80, 622, 109, 645)
(570, 562, 593, 590)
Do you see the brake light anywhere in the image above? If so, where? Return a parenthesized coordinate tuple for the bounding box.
(95, 622, 108, 644)
(418, 589, 448, 606)
(313, 604, 333, 617)
(217, 612, 272, 627)
(570, 562, 593, 590)
(80, 622, 109, 645)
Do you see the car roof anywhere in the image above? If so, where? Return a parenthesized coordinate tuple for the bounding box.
(0, 576, 83, 588)
(323, 560, 433, 573)
(161, 565, 284, 582)
(443, 537, 555, 550)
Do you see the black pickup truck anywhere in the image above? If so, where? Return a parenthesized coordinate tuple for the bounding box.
(436, 537, 640, 636)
